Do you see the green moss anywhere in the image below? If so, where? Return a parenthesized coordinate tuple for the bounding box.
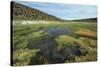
(55, 35, 77, 49)
(13, 48, 40, 66)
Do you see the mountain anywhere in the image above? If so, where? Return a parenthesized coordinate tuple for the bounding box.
(72, 18, 97, 22)
(11, 1, 62, 21)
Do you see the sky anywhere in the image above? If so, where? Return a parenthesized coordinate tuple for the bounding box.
(16, 1, 97, 20)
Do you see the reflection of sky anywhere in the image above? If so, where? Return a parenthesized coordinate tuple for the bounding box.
(16, 1, 97, 20)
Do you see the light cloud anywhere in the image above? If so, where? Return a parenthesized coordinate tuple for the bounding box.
(16, 1, 97, 20)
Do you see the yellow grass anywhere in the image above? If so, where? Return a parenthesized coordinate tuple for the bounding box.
(75, 29, 97, 38)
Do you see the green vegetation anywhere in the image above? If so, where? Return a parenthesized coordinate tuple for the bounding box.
(12, 21, 97, 66)
(12, 1, 97, 66)
(13, 48, 40, 66)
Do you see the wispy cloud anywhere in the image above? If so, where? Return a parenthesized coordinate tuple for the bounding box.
(16, 1, 97, 20)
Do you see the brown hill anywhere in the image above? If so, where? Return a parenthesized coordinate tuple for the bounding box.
(11, 1, 61, 21)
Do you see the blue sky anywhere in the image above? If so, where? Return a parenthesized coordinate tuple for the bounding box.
(16, 1, 97, 20)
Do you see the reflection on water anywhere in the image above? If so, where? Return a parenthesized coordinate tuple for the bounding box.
(44, 27, 74, 37)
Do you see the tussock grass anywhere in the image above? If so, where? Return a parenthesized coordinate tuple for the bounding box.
(75, 29, 97, 39)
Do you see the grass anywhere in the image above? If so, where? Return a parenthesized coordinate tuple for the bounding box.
(75, 29, 97, 39)
(12, 21, 97, 65)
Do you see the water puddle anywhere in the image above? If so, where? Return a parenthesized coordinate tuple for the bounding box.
(44, 27, 74, 37)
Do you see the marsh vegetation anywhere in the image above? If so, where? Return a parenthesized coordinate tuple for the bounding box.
(12, 21, 97, 66)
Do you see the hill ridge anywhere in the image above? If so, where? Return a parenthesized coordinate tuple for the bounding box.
(12, 1, 62, 21)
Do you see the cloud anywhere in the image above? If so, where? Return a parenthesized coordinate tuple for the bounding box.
(16, 1, 97, 20)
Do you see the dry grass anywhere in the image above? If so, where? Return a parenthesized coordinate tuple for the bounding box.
(75, 29, 97, 39)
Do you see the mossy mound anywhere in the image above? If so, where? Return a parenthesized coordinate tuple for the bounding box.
(55, 35, 87, 56)
(55, 35, 86, 48)
(13, 48, 40, 66)
(55, 35, 77, 47)
(78, 37, 97, 48)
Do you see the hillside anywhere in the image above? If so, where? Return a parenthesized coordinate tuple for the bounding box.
(72, 18, 97, 22)
(11, 1, 61, 21)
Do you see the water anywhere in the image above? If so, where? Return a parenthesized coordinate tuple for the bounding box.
(28, 27, 87, 64)
(44, 27, 74, 37)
